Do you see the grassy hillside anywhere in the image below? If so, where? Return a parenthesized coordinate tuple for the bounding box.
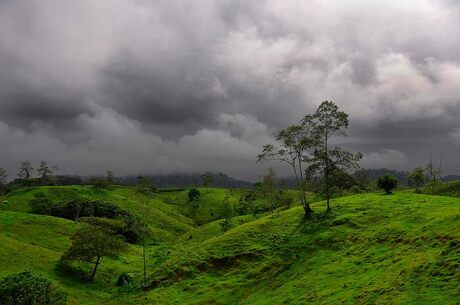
(419, 180, 460, 198)
(0, 211, 148, 304)
(140, 193, 460, 304)
(2, 185, 195, 241)
(0, 186, 458, 304)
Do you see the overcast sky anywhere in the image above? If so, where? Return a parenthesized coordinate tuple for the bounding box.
(1, 0, 460, 180)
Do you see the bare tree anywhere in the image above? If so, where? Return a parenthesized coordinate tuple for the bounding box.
(258, 123, 315, 218)
(426, 151, 443, 194)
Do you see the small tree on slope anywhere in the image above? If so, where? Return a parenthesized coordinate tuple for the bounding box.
(62, 221, 126, 281)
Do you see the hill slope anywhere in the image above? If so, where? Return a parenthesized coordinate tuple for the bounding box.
(2, 185, 196, 241)
(0, 188, 458, 304)
(140, 193, 460, 304)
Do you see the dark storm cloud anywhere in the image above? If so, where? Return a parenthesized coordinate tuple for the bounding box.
(1, 0, 460, 179)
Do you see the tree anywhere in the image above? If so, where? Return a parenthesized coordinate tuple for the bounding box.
(201, 172, 214, 189)
(377, 175, 398, 194)
(0, 271, 66, 305)
(106, 170, 115, 185)
(236, 193, 252, 215)
(258, 123, 316, 218)
(0, 168, 7, 195)
(17, 161, 33, 179)
(426, 152, 442, 194)
(188, 188, 201, 201)
(220, 195, 233, 232)
(87, 178, 109, 191)
(407, 167, 427, 191)
(62, 223, 127, 281)
(305, 101, 362, 211)
(136, 176, 153, 194)
(353, 169, 370, 191)
(262, 168, 278, 213)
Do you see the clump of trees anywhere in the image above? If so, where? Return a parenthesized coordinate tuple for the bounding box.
(62, 219, 127, 281)
(30, 195, 146, 243)
(377, 175, 399, 194)
(258, 100, 362, 218)
(0, 271, 67, 304)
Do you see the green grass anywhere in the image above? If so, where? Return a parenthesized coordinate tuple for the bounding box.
(418, 180, 460, 198)
(0, 186, 459, 304)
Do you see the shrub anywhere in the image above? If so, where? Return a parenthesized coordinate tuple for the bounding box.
(188, 188, 201, 201)
(30, 193, 55, 215)
(377, 175, 399, 194)
(0, 271, 67, 305)
(117, 273, 133, 287)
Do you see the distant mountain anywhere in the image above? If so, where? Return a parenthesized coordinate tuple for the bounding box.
(117, 173, 254, 189)
(441, 175, 460, 182)
(362, 168, 409, 184)
(279, 168, 460, 188)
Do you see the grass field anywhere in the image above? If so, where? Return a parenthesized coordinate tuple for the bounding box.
(0, 186, 459, 304)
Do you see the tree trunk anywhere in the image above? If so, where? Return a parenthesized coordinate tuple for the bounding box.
(325, 132, 331, 212)
(90, 257, 101, 281)
(302, 202, 312, 219)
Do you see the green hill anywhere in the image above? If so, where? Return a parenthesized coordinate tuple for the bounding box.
(137, 193, 459, 304)
(2, 186, 196, 242)
(0, 186, 459, 304)
(419, 180, 460, 198)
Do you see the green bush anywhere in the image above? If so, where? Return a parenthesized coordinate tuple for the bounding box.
(0, 271, 67, 305)
(377, 175, 399, 194)
(188, 188, 201, 201)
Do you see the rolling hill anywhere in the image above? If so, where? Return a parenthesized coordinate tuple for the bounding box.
(0, 186, 458, 304)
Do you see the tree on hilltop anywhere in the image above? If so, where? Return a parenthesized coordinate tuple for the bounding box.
(17, 161, 33, 179)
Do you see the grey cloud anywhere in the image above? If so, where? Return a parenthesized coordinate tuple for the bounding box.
(1, 0, 460, 179)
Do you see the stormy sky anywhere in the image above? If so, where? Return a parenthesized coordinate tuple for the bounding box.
(1, 0, 460, 180)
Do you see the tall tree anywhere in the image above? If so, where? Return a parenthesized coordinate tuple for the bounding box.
(201, 172, 214, 189)
(426, 152, 442, 194)
(62, 222, 126, 281)
(258, 123, 316, 218)
(37, 161, 53, 180)
(106, 170, 115, 185)
(305, 101, 362, 211)
(220, 195, 233, 232)
(0, 168, 7, 195)
(407, 167, 427, 191)
(262, 168, 278, 213)
(17, 161, 33, 179)
(136, 176, 152, 194)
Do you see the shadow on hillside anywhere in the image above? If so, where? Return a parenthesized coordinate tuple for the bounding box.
(54, 260, 91, 283)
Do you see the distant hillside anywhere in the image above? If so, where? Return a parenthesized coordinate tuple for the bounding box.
(117, 173, 254, 188)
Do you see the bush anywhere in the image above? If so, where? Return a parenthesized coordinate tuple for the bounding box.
(377, 175, 399, 194)
(0, 271, 67, 305)
(30, 193, 55, 215)
(117, 273, 133, 287)
(188, 188, 201, 201)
